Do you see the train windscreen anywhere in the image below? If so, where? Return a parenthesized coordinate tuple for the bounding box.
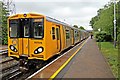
(9, 19, 19, 38)
(33, 18, 44, 38)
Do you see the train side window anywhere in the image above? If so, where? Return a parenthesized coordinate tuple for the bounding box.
(56, 28, 59, 40)
(77, 32, 79, 37)
(66, 30, 70, 39)
(52, 27, 55, 40)
(75, 31, 77, 37)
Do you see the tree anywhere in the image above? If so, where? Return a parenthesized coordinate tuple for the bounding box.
(0, 2, 2, 45)
(90, 1, 120, 41)
(89, 16, 99, 31)
(73, 25, 78, 28)
(0, 1, 9, 44)
(117, 1, 120, 40)
(79, 26, 85, 30)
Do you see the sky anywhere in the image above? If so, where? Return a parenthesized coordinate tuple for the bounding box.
(3, 0, 111, 30)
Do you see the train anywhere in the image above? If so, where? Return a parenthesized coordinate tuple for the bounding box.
(8, 13, 89, 69)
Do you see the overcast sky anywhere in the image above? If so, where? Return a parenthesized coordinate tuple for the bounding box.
(4, 0, 111, 30)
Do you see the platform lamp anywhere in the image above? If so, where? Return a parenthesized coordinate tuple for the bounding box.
(98, 28, 101, 50)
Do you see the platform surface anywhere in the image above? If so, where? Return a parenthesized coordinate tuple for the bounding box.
(57, 38, 115, 78)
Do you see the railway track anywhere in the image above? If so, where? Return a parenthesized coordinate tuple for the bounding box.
(5, 54, 60, 80)
(0, 58, 21, 80)
(0, 49, 57, 80)
(0, 49, 8, 58)
(0, 49, 33, 80)
(0, 49, 22, 80)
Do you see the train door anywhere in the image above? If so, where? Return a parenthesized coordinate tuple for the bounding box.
(56, 26, 61, 52)
(71, 29, 74, 45)
(21, 19, 30, 56)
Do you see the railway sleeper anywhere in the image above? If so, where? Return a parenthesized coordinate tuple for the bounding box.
(1, 61, 19, 71)
(0, 57, 14, 64)
(1, 65, 20, 79)
(0, 51, 8, 58)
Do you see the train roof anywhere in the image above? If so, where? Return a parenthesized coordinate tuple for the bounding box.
(46, 16, 86, 31)
(9, 13, 83, 31)
(46, 16, 73, 28)
(46, 16, 85, 31)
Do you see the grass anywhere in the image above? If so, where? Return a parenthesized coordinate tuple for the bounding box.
(98, 42, 118, 78)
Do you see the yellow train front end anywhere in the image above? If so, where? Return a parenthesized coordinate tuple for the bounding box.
(8, 13, 46, 63)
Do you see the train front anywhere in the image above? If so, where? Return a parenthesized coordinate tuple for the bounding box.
(8, 13, 46, 68)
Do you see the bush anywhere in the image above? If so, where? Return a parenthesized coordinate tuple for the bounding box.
(95, 31, 112, 42)
(2, 28, 8, 45)
(3, 36, 8, 45)
(117, 34, 120, 41)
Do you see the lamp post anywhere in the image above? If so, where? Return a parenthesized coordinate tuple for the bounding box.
(114, 0, 116, 48)
(98, 28, 101, 50)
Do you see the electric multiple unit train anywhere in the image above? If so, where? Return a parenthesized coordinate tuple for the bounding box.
(8, 13, 89, 68)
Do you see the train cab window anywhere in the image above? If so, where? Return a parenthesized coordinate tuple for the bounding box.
(9, 20, 18, 38)
(33, 18, 44, 38)
(52, 27, 55, 40)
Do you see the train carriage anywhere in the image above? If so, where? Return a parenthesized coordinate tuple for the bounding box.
(8, 13, 88, 68)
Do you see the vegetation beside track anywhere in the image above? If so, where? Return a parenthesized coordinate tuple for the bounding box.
(98, 42, 118, 78)
(0, 1, 9, 45)
(90, 1, 120, 46)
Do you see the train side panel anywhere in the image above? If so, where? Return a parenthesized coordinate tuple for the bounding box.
(65, 26, 72, 48)
(45, 21, 74, 60)
(45, 21, 67, 60)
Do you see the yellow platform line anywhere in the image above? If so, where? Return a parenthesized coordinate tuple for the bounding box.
(50, 38, 89, 79)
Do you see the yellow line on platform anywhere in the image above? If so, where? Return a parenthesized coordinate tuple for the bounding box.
(50, 38, 89, 79)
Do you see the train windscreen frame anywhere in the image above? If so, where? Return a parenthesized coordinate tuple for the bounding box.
(9, 18, 44, 39)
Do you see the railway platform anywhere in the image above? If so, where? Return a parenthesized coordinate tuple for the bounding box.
(56, 37, 115, 79)
(28, 37, 115, 79)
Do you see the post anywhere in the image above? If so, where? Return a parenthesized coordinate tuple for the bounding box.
(98, 28, 101, 50)
(114, 0, 116, 48)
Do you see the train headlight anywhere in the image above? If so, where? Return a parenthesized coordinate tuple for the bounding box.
(9, 45, 17, 52)
(11, 46, 14, 50)
(38, 48, 42, 52)
(34, 47, 44, 54)
(35, 51, 38, 54)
